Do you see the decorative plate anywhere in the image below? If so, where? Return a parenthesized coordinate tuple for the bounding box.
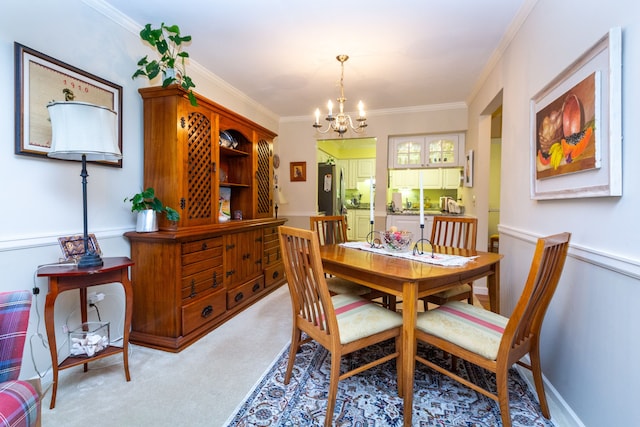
(273, 154, 280, 169)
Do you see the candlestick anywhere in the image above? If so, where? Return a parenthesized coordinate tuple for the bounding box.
(369, 177, 374, 222)
(419, 172, 424, 225)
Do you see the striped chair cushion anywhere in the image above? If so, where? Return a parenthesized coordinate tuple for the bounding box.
(416, 301, 508, 360)
(331, 294, 402, 345)
(0, 380, 39, 427)
(326, 277, 371, 296)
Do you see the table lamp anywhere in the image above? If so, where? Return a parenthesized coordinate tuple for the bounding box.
(47, 101, 122, 268)
(273, 184, 287, 219)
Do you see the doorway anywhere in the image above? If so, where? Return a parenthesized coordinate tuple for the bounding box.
(488, 106, 502, 251)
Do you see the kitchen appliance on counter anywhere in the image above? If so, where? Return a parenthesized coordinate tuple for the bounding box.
(439, 196, 454, 212)
(318, 163, 345, 215)
(391, 192, 403, 212)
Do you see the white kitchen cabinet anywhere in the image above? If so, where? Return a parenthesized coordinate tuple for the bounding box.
(389, 133, 465, 168)
(354, 209, 372, 241)
(441, 168, 462, 189)
(386, 215, 434, 245)
(345, 210, 355, 241)
(346, 158, 375, 188)
(388, 168, 461, 190)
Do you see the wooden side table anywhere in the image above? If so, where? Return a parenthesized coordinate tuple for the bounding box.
(37, 256, 134, 409)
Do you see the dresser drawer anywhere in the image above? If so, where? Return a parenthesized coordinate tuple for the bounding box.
(181, 266, 224, 300)
(227, 276, 264, 309)
(182, 290, 226, 335)
(264, 263, 285, 288)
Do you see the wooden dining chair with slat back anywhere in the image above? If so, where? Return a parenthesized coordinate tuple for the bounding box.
(278, 226, 403, 427)
(310, 215, 392, 306)
(414, 232, 570, 427)
(422, 216, 478, 309)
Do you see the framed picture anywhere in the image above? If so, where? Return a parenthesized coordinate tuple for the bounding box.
(464, 149, 474, 187)
(290, 161, 306, 182)
(14, 43, 123, 167)
(530, 28, 621, 199)
(58, 234, 102, 262)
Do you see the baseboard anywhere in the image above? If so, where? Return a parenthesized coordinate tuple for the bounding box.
(514, 359, 585, 427)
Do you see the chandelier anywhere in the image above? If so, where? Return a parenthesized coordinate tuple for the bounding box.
(313, 54, 367, 137)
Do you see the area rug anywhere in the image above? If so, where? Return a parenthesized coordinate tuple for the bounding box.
(224, 339, 555, 426)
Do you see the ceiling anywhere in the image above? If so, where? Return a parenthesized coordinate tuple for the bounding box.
(103, 0, 530, 118)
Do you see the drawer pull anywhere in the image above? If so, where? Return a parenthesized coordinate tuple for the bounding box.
(272, 271, 279, 280)
(252, 283, 261, 292)
(234, 292, 244, 303)
(212, 272, 219, 288)
(201, 242, 208, 250)
(226, 243, 236, 250)
(226, 270, 235, 277)
(201, 305, 213, 318)
(190, 280, 196, 298)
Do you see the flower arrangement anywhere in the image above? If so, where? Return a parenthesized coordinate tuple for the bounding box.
(381, 229, 413, 252)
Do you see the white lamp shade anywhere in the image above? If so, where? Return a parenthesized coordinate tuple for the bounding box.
(47, 101, 122, 161)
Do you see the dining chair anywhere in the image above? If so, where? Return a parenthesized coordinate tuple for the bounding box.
(414, 232, 571, 427)
(421, 216, 478, 309)
(278, 225, 403, 427)
(310, 215, 393, 306)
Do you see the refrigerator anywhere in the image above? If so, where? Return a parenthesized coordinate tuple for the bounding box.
(317, 163, 345, 216)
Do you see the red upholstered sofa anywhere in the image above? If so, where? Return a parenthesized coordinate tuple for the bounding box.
(0, 291, 41, 427)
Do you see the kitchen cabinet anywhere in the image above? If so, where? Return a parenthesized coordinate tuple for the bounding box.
(389, 168, 461, 190)
(346, 210, 355, 241)
(386, 215, 434, 243)
(346, 158, 375, 189)
(389, 133, 465, 168)
(355, 209, 373, 241)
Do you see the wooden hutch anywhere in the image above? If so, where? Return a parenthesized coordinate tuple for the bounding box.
(125, 86, 285, 352)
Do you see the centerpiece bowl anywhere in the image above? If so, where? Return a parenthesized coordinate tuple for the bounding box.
(380, 230, 413, 252)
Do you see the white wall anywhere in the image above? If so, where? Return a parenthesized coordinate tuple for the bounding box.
(467, 0, 640, 425)
(0, 0, 277, 381)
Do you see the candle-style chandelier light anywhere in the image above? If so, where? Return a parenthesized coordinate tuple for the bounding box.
(313, 54, 367, 137)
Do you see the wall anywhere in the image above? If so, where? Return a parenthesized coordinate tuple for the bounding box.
(467, 0, 640, 425)
(0, 0, 277, 381)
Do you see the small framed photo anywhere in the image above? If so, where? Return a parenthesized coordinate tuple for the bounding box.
(58, 234, 102, 262)
(464, 150, 474, 187)
(290, 161, 306, 182)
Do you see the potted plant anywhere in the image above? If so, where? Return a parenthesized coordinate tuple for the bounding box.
(124, 187, 180, 232)
(132, 23, 198, 106)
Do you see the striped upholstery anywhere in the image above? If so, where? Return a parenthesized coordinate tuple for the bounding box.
(0, 291, 40, 427)
(416, 300, 508, 360)
(332, 293, 402, 344)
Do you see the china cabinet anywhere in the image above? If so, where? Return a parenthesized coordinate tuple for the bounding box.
(389, 133, 465, 168)
(125, 86, 285, 352)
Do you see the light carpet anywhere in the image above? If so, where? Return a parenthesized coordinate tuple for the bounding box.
(224, 339, 555, 426)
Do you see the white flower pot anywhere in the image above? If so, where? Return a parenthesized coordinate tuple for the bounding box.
(136, 210, 158, 232)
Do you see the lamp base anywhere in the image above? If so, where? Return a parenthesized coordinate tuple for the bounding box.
(78, 251, 104, 268)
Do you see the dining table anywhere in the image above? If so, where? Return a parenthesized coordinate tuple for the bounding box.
(319, 243, 503, 427)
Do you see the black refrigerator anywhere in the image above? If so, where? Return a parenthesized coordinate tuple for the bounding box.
(317, 163, 345, 216)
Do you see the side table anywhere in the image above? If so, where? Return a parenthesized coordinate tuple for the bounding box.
(37, 256, 134, 409)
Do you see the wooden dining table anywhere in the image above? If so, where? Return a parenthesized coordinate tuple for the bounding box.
(319, 243, 503, 427)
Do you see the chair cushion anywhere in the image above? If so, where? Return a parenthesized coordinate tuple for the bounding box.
(326, 277, 371, 296)
(332, 294, 402, 345)
(429, 284, 472, 299)
(416, 301, 508, 360)
(0, 380, 40, 427)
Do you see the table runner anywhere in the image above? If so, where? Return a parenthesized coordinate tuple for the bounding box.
(340, 241, 477, 266)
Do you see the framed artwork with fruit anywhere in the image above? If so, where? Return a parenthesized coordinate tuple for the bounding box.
(530, 28, 621, 200)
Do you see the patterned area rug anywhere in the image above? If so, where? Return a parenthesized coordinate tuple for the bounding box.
(224, 339, 555, 426)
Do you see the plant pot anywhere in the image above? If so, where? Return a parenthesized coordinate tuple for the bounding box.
(136, 210, 158, 232)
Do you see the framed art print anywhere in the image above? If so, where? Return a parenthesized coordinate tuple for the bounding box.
(290, 162, 306, 182)
(14, 43, 123, 167)
(530, 28, 621, 199)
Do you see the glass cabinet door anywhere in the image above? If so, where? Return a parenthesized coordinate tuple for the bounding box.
(426, 135, 458, 166)
(392, 137, 424, 167)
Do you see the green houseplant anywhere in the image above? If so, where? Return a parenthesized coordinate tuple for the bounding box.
(132, 23, 198, 106)
(125, 187, 180, 232)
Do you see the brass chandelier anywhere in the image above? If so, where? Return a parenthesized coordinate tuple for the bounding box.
(313, 55, 367, 137)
